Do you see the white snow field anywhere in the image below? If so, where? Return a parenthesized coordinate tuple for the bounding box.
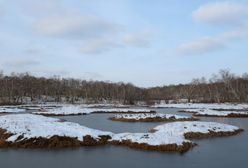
(0, 107, 26, 113)
(180, 109, 248, 117)
(0, 114, 243, 152)
(110, 113, 196, 121)
(152, 121, 241, 135)
(152, 103, 248, 110)
(0, 114, 113, 142)
(110, 121, 242, 148)
(33, 105, 153, 116)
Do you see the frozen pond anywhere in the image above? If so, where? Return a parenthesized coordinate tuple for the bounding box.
(0, 108, 247, 168)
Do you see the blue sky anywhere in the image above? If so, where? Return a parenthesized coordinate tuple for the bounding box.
(0, 0, 248, 87)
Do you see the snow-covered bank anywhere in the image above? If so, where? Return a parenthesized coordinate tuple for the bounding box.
(110, 113, 198, 122)
(0, 114, 243, 152)
(110, 121, 243, 153)
(0, 103, 133, 112)
(152, 121, 242, 136)
(152, 103, 248, 110)
(179, 109, 248, 117)
(33, 105, 154, 116)
(0, 104, 62, 112)
(110, 132, 194, 153)
(0, 114, 113, 148)
(82, 103, 133, 108)
(0, 107, 26, 113)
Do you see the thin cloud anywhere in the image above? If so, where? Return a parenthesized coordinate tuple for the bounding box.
(34, 15, 122, 40)
(177, 37, 225, 55)
(33, 68, 70, 77)
(83, 72, 103, 79)
(4, 60, 40, 67)
(81, 39, 122, 55)
(81, 31, 152, 55)
(177, 1, 248, 56)
(123, 31, 152, 47)
(0, 7, 4, 17)
(193, 1, 248, 26)
(221, 27, 248, 41)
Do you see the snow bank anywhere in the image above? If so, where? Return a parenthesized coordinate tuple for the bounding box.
(110, 121, 243, 152)
(110, 113, 197, 122)
(19, 104, 62, 110)
(0, 104, 62, 111)
(152, 103, 248, 110)
(180, 109, 248, 117)
(152, 121, 241, 135)
(0, 114, 113, 142)
(0, 107, 26, 113)
(111, 132, 187, 146)
(0, 114, 243, 152)
(82, 103, 131, 108)
(33, 105, 153, 116)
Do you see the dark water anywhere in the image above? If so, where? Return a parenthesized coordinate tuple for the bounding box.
(0, 108, 247, 168)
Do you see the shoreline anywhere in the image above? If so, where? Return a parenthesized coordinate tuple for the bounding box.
(109, 117, 199, 122)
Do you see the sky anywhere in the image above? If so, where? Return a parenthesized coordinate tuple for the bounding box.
(0, 0, 248, 87)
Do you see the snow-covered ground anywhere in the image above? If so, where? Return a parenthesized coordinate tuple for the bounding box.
(0, 107, 26, 113)
(0, 114, 113, 142)
(82, 103, 132, 108)
(111, 132, 186, 146)
(152, 103, 248, 110)
(33, 105, 153, 116)
(0, 114, 242, 152)
(111, 113, 195, 121)
(0, 103, 131, 112)
(0, 104, 62, 111)
(180, 109, 248, 117)
(110, 121, 242, 146)
(152, 121, 240, 135)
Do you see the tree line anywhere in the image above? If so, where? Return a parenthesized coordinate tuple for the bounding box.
(148, 69, 248, 103)
(0, 69, 248, 105)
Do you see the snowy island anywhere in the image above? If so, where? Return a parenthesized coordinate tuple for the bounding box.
(110, 121, 243, 153)
(109, 113, 198, 122)
(0, 114, 243, 153)
(179, 109, 248, 117)
(0, 114, 113, 148)
(152, 103, 248, 111)
(33, 105, 154, 116)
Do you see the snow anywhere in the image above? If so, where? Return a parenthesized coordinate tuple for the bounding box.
(112, 113, 191, 120)
(81, 103, 131, 108)
(0, 104, 62, 112)
(33, 105, 152, 115)
(19, 104, 62, 110)
(111, 132, 186, 146)
(110, 121, 240, 146)
(0, 107, 26, 113)
(0, 113, 242, 149)
(0, 114, 113, 142)
(180, 109, 248, 116)
(153, 121, 240, 134)
(152, 103, 248, 110)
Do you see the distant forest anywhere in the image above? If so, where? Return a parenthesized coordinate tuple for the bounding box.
(0, 69, 248, 105)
